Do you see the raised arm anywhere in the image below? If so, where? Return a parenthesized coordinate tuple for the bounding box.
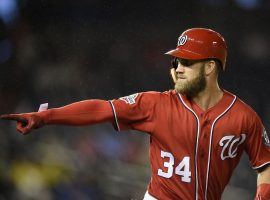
(1, 100, 114, 135)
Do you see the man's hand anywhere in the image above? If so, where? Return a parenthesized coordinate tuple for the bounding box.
(256, 166, 270, 200)
(255, 183, 270, 200)
(1, 100, 115, 133)
(0, 113, 45, 135)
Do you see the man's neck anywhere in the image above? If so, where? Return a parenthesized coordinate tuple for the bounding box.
(192, 85, 223, 111)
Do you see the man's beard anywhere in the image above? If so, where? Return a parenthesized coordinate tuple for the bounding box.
(175, 66, 206, 99)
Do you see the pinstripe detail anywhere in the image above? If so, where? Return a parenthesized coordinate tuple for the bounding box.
(204, 95, 237, 200)
(253, 161, 270, 170)
(178, 94, 200, 200)
(108, 100, 120, 131)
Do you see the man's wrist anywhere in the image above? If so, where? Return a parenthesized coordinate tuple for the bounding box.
(255, 183, 270, 200)
(37, 109, 52, 125)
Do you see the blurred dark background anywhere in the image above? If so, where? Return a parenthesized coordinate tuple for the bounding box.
(0, 0, 270, 199)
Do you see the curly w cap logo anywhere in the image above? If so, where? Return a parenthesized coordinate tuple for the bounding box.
(119, 93, 138, 105)
(219, 134, 246, 160)
(177, 35, 188, 46)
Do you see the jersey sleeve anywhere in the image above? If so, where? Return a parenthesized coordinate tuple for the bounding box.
(245, 113, 270, 170)
(109, 92, 160, 133)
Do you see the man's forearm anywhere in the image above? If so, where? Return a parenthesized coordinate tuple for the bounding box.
(256, 166, 270, 199)
(41, 100, 114, 126)
(1, 99, 114, 134)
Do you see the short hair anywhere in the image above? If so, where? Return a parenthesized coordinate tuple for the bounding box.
(213, 59, 222, 75)
(203, 58, 222, 75)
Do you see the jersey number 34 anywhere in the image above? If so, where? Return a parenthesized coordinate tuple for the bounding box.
(158, 150, 191, 183)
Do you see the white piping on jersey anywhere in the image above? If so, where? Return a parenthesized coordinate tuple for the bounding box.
(253, 161, 270, 170)
(178, 94, 200, 200)
(204, 95, 237, 200)
(109, 100, 120, 131)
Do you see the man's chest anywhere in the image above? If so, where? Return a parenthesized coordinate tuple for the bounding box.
(153, 109, 248, 161)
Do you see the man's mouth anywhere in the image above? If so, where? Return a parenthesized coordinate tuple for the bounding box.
(177, 76, 186, 80)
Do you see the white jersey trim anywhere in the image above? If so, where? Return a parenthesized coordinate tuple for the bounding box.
(253, 161, 270, 170)
(178, 93, 200, 200)
(109, 100, 120, 131)
(143, 191, 158, 200)
(204, 95, 237, 200)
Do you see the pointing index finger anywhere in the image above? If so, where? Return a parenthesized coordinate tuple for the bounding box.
(0, 114, 28, 124)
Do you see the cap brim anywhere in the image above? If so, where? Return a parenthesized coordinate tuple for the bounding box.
(165, 48, 203, 60)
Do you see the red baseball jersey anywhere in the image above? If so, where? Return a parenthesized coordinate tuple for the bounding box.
(109, 90, 270, 200)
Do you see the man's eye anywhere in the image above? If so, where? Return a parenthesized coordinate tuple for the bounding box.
(171, 58, 194, 68)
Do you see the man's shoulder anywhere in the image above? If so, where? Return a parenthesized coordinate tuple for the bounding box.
(139, 90, 177, 98)
(226, 90, 259, 119)
(136, 90, 178, 106)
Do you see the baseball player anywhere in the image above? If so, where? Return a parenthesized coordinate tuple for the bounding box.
(1, 28, 270, 200)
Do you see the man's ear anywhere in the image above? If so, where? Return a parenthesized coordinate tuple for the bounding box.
(204, 60, 216, 76)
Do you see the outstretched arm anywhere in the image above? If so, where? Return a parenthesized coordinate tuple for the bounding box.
(255, 166, 270, 200)
(1, 100, 114, 135)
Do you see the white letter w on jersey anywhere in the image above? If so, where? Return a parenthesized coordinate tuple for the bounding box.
(219, 134, 246, 160)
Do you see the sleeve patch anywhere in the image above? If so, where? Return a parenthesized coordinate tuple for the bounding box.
(263, 127, 270, 147)
(119, 93, 139, 105)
